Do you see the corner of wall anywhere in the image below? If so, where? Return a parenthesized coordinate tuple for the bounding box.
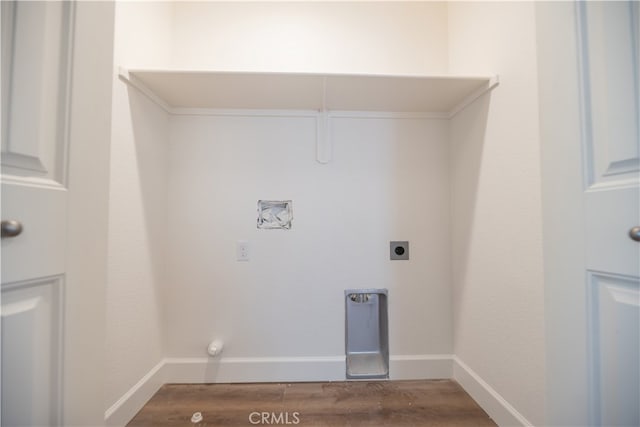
(104, 360, 166, 427)
(447, 2, 546, 426)
(104, 0, 172, 417)
(453, 357, 533, 427)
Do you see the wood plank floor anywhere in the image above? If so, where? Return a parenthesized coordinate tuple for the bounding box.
(127, 380, 497, 426)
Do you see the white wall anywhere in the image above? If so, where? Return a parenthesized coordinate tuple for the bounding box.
(161, 0, 453, 378)
(104, 1, 172, 418)
(448, 2, 545, 426)
(64, 2, 115, 424)
(536, 3, 589, 424)
(170, 1, 448, 75)
(165, 114, 452, 370)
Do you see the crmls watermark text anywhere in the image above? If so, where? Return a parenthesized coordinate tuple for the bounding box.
(248, 411, 301, 425)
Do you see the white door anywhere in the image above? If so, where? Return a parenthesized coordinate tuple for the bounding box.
(2, 2, 114, 426)
(579, 3, 639, 425)
(538, 2, 640, 426)
(1, 2, 72, 425)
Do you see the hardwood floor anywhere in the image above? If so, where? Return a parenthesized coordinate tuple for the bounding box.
(127, 380, 497, 426)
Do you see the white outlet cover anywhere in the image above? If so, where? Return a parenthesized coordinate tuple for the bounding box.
(237, 240, 250, 261)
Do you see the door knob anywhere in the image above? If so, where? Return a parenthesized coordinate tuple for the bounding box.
(1, 220, 23, 238)
(630, 226, 640, 242)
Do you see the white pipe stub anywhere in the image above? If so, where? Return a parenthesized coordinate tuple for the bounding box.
(190, 412, 203, 423)
(207, 340, 224, 357)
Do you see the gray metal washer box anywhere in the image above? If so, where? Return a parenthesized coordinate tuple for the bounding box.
(344, 289, 389, 380)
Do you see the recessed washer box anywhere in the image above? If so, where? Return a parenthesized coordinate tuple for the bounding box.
(390, 241, 409, 260)
(345, 289, 389, 380)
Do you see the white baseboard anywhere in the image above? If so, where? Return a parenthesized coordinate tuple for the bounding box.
(104, 360, 165, 427)
(163, 354, 452, 383)
(390, 354, 453, 380)
(453, 356, 533, 427)
(163, 356, 346, 383)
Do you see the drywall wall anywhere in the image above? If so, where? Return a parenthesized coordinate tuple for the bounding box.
(104, 1, 172, 419)
(536, 3, 589, 425)
(169, 1, 448, 75)
(64, 2, 115, 424)
(165, 114, 452, 375)
(448, 2, 545, 426)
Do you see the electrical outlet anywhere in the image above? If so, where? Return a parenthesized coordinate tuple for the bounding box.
(390, 241, 409, 260)
(237, 240, 250, 261)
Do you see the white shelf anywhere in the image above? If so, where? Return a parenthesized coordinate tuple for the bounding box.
(119, 68, 498, 164)
(119, 68, 498, 116)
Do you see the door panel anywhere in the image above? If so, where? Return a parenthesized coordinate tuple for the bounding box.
(1, 1, 71, 183)
(588, 272, 640, 427)
(579, 2, 640, 426)
(538, 2, 639, 425)
(2, 1, 114, 425)
(1, 277, 63, 427)
(581, 1, 639, 189)
(1, 1, 72, 425)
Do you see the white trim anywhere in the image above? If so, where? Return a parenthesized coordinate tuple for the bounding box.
(104, 360, 165, 427)
(389, 354, 453, 380)
(161, 354, 454, 384)
(447, 75, 500, 118)
(170, 107, 319, 117)
(169, 108, 449, 120)
(157, 107, 451, 120)
(453, 356, 533, 427)
(117, 67, 171, 113)
(329, 110, 449, 120)
(585, 177, 640, 192)
(163, 356, 346, 383)
(0, 174, 68, 190)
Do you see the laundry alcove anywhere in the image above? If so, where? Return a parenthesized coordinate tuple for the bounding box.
(114, 63, 496, 383)
(105, 3, 546, 426)
(110, 64, 501, 425)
